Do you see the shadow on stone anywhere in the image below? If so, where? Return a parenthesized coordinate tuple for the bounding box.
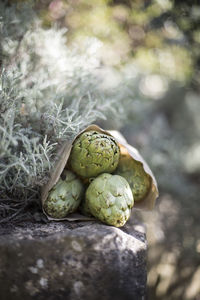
(0, 221, 147, 300)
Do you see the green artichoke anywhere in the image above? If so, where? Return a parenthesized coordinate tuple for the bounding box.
(85, 173, 134, 227)
(68, 131, 120, 178)
(44, 170, 84, 218)
(114, 155, 151, 202)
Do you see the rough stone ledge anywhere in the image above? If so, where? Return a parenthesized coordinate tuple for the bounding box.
(0, 220, 147, 300)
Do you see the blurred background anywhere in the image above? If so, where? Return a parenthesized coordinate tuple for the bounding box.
(3, 0, 200, 299)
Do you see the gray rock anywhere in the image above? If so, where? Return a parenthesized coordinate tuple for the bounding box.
(0, 221, 147, 300)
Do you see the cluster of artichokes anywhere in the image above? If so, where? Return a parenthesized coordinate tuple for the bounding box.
(44, 130, 151, 227)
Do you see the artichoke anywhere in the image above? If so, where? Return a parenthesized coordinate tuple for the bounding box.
(85, 173, 134, 227)
(68, 131, 120, 178)
(44, 170, 84, 218)
(114, 155, 151, 202)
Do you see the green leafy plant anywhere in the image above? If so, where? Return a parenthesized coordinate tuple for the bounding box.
(0, 2, 125, 222)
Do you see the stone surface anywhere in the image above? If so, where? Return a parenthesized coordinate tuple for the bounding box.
(0, 220, 147, 300)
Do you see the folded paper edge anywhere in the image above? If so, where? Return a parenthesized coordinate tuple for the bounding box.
(109, 130, 159, 210)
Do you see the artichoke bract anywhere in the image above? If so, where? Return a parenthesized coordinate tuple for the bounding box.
(44, 170, 84, 219)
(68, 131, 120, 178)
(85, 173, 134, 227)
(114, 155, 151, 202)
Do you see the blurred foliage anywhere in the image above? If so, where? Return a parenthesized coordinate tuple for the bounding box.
(37, 1, 200, 299)
(38, 0, 195, 82)
(3, 0, 200, 299)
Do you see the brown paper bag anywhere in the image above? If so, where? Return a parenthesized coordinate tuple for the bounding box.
(41, 125, 159, 221)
